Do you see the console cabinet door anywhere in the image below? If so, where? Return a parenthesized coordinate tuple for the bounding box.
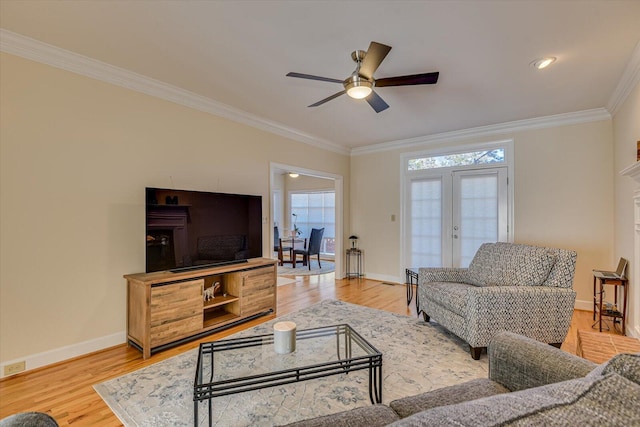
(242, 267, 276, 316)
(150, 279, 203, 347)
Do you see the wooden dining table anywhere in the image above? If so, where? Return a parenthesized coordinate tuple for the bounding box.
(278, 237, 306, 268)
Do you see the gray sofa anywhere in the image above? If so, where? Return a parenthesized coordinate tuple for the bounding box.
(418, 242, 577, 359)
(284, 332, 640, 426)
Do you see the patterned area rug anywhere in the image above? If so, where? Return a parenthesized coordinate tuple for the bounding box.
(94, 300, 487, 426)
(277, 260, 334, 276)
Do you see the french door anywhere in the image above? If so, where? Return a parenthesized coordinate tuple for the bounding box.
(406, 167, 508, 268)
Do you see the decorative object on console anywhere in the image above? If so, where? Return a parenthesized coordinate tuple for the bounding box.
(203, 282, 221, 302)
(349, 235, 358, 249)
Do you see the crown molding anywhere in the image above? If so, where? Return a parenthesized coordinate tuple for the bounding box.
(352, 108, 612, 156)
(0, 29, 349, 156)
(607, 39, 640, 116)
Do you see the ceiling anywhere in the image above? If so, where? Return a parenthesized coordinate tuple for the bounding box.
(1, 1, 639, 152)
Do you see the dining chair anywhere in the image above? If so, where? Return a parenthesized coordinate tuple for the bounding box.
(293, 228, 324, 270)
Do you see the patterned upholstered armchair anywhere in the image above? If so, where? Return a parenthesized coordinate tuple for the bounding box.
(418, 242, 577, 360)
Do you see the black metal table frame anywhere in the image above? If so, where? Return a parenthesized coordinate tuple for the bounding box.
(405, 268, 419, 312)
(346, 248, 363, 279)
(193, 324, 383, 427)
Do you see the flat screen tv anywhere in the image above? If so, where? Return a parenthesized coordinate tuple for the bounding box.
(145, 187, 262, 273)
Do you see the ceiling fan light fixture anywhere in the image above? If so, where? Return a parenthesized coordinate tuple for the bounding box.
(344, 76, 373, 99)
(530, 57, 556, 70)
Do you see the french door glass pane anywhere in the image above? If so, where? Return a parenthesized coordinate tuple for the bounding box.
(458, 174, 499, 267)
(411, 179, 442, 267)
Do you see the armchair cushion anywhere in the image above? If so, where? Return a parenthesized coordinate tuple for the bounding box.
(467, 243, 555, 287)
(423, 282, 470, 315)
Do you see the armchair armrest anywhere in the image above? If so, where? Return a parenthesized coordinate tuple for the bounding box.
(418, 267, 469, 284)
(489, 332, 596, 392)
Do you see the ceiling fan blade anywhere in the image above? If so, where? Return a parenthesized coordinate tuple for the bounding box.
(359, 42, 392, 80)
(309, 90, 346, 107)
(286, 72, 343, 84)
(375, 72, 439, 87)
(365, 91, 390, 113)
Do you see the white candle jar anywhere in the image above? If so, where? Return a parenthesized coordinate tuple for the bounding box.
(273, 321, 296, 354)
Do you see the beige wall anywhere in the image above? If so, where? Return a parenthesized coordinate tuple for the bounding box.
(0, 53, 350, 366)
(613, 79, 640, 337)
(351, 120, 615, 307)
(0, 47, 632, 370)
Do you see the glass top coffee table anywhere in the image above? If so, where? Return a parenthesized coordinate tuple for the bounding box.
(193, 324, 382, 426)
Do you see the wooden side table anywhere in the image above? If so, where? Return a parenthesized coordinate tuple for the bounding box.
(592, 271, 629, 335)
(576, 329, 640, 364)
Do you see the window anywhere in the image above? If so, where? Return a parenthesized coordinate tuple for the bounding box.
(408, 148, 504, 171)
(290, 191, 335, 255)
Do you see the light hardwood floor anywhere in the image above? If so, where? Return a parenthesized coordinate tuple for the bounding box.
(0, 275, 616, 425)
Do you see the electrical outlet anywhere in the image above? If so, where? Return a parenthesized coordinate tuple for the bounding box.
(4, 361, 25, 376)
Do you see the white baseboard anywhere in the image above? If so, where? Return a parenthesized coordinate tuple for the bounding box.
(1, 331, 126, 378)
(574, 299, 592, 311)
(361, 273, 403, 284)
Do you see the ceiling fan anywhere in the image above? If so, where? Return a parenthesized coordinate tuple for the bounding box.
(286, 41, 439, 113)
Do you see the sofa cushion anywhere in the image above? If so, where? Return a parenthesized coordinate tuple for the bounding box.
(420, 282, 472, 315)
(281, 404, 400, 427)
(467, 243, 555, 287)
(588, 353, 640, 386)
(389, 378, 509, 418)
(390, 373, 640, 427)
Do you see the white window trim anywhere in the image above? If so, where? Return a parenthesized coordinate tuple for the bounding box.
(399, 139, 515, 277)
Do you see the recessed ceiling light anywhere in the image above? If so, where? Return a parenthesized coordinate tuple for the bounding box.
(530, 57, 557, 70)
(288, 172, 299, 178)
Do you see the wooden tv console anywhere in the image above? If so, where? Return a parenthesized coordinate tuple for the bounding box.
(125, 258, 277, 359)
